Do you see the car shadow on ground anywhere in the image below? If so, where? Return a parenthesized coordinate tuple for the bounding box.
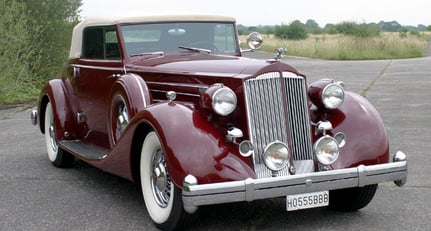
(71, 159, 373, 231)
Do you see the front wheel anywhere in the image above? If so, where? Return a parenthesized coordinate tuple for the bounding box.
(44, 102, 74, 168)
(109, 94, 131, 147)
(140, 131, 187, 231)
(328, 184, 378, 211)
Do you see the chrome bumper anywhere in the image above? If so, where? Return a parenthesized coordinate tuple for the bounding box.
(182, 151, 407, 213)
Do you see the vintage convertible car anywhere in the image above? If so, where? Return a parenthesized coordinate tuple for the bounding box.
(31, 15, 407, 230)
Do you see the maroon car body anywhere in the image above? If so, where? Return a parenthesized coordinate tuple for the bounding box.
(31, 15, 407, 230)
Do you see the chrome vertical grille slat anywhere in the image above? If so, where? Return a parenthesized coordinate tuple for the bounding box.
(283, 72, 314, 161)
(244, 72, 313, 178)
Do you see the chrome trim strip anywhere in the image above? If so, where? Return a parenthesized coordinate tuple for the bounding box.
(182, 160, 407, 207)
(130, 73, 148, 107)
(71, 64, 123, 72)
(150, 89, 200, 98)
(146, 81, 208, 90)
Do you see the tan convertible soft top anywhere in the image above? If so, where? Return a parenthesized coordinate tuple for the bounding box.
(69, 14, 236, 59)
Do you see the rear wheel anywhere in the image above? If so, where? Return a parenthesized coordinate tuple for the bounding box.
(329, 184, 378, 211)
(44, 102, 74, 168)
(140, 131, 187, 231)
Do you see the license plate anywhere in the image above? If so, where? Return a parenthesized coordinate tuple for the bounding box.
(286, 191, 329, 211)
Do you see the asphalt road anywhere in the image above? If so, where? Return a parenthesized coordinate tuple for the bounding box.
(1, 55, 430, 230)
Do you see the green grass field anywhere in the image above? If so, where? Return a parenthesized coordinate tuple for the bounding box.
(241, 32, 430, 60)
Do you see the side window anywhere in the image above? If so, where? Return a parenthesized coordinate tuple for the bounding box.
(82, 26, 121, 60)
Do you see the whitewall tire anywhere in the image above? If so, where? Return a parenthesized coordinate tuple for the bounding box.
(44, 102, 74, 168)
(140, 131, 186, 230)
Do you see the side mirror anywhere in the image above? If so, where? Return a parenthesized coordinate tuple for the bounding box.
(242, 32, 263, 52)
(247, 32, 263, 50)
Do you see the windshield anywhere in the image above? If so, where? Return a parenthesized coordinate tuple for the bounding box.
(120, 22, 239, 56)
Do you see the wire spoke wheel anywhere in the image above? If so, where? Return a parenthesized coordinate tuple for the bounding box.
(150, 148, 172, 208)
(140, 131, 187, 230)
(110, 95, 130, 146)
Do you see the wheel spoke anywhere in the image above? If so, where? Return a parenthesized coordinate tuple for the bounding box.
(150, 148, 172, 208)
(114, 101, 130, 142)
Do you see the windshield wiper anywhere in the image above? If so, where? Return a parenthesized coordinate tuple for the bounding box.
(178, 46, 211, 54)
(130, 51, 164, 57)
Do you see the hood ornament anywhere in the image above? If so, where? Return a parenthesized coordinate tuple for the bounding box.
(274, 47, 287, 61)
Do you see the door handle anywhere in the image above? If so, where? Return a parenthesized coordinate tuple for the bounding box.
(73, 66, 80, 78)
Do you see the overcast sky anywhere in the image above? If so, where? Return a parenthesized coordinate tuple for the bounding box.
(81, 0, 431, 27)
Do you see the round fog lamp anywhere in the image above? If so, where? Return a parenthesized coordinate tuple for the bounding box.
(263, 141, 289, 171)
(239, 140, 254, 157)
(314, 136, 339, 165)
(322, 83, 344, 109)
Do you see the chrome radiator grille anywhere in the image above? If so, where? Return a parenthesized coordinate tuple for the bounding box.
(244, 72, 314, 178)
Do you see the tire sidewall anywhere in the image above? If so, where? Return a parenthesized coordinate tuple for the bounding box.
(329, 184, 378, 211)
(44, 102, 58, 162)
(140, 131, 175, 224)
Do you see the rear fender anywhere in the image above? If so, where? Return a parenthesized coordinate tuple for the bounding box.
(38, 79, 78, 140)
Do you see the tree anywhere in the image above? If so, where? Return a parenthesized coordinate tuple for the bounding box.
(275, 24, 289, 39)
(378, 21, 402, 32)
(0, 0, 36, 101)
(305, 19, 322, 34)
(18, 0, 82, 81)
(417, 24, 427, 31)
(305, 19, 320, 29)
(336, 22, 380, 37)
(275, 21, 308, 40)
(0, 0, 82, 103)
(288, 21, 308, 39)
(324, 24, 338, 34)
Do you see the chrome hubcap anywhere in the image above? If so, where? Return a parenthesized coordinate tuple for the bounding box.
(48, 118, 57, 152)
(150, 148, 171, 208)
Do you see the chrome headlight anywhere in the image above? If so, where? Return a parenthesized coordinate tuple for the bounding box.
(263, 141, 289, 171)
(314, 135, 340, 165)
(322, 83, 344, 109)
(212, 87, 237, 116)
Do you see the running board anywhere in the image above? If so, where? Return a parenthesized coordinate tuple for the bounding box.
(59, 140, 109, 160)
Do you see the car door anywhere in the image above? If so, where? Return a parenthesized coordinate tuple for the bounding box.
(71, 26, 123, 148)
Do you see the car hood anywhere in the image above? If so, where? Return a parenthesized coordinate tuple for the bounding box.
(125, 53, 299, 78)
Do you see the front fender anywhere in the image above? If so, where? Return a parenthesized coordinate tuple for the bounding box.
(139, 102, 255, 187)
(109, 73, 152, 114)
(327, 92, 390, 169)
(38, 79, 78, 140)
